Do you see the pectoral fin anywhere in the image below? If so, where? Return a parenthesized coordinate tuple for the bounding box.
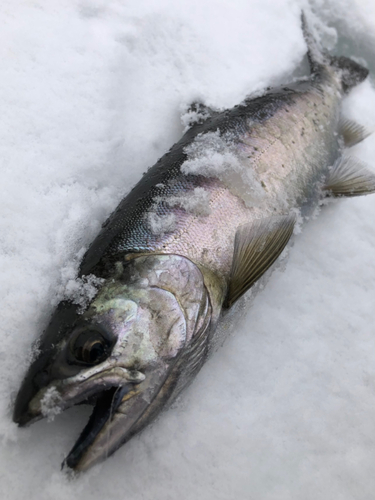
(225, 215, 296, 308)
(339, 118, 372, 147)
(324, 156, 375, 197)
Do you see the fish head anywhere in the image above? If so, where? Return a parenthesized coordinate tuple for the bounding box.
(13, 254, 212, 471)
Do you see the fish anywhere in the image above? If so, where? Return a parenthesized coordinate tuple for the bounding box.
(13, 15, 375, 473)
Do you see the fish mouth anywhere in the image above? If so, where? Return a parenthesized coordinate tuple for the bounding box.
(14, 361, 174, 472)
(13, 364, 148, 471)
(63, 384, 139, 470)
(63, 365, 173, 472)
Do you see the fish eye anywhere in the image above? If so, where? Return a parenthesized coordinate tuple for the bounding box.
(70, 329, 111, 365)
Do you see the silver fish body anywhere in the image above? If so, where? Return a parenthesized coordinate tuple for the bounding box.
(13, 17, 375, 472)
(80, 82, 340, 280)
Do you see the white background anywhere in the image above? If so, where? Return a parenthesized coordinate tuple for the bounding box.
(1, 1, 375, 499)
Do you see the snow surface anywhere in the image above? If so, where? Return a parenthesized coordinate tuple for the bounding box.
(1, 1, 375, 499)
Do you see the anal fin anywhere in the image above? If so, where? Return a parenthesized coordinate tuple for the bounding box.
(225, 215, 296, 308)
(339, 118, 372, 147)
(324, 156, 375, 197)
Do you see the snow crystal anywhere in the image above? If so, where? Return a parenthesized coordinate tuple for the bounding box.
(180, 102, 213, 132)
(40, 388, 63, 422)
(182, 130, 265, 206)
(162, 187, 211, 216)
(64, 275, 105, 312)
(182, 130, 241, 177)
(147, 211, 177, 235)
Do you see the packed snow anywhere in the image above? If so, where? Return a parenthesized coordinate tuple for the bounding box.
(1, 1, 375, 499)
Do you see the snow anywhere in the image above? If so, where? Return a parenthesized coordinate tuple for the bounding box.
(164, 187, 212, 216)
(40, 388, 63, 422)
(147, 211, 177, 235)
(182, 131, 242, 177)
(180, 102, 213, 132)
(64, 274, 105, 311)
(182, 130, 266, 206)
(1, 1, 375, 499)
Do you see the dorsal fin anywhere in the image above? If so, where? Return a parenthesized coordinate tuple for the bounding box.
(225, 215, 296, 308)
(182, 101, 217, 130)
(324, 156, 375, 197)
(339, 118, 372, 147)
(187, 101, 215, 116)
(301, 12, 329, 74)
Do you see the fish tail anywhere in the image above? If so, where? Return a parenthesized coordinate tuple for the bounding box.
(301, 12, 369, 92)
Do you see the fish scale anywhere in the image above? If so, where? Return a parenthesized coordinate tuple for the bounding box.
(81, 76, 340, 281)
(80, 91, 297, 276)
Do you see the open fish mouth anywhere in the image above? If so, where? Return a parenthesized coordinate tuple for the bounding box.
(14, 363, 146, 471)
(63, 384, 139, 470)
(13, 351, 180, 472)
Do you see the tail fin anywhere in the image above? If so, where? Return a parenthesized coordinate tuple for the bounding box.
(301, 12, 369, 93)
(330, 56, 369, 92)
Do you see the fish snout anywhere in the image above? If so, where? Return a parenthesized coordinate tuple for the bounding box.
(13, 360, 146, 427)
(13, 352, 55, 426)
